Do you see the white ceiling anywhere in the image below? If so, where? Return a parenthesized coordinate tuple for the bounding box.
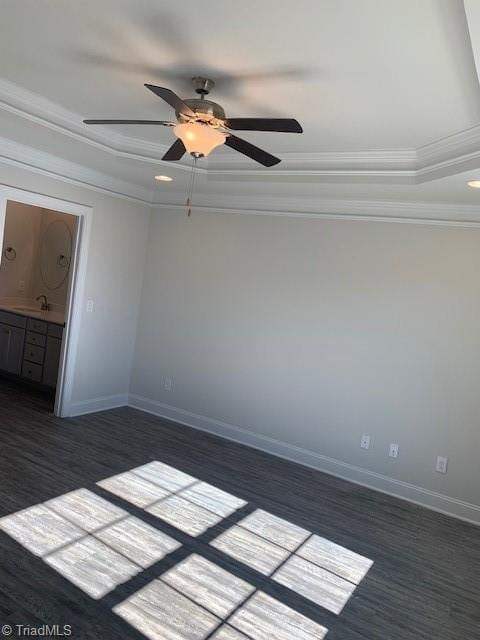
(1, 0, 480, 213)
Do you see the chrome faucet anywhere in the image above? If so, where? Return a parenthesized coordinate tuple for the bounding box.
(36, 295, 50, 311)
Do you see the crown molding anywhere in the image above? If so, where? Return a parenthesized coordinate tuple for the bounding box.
(0, 77, 197, 172)
(207, 127, 480, 180)
(413, 124, 480, 181)
(207, 149, 417, 171)
(1, 77, 480, 182)
(417, 123, 480, 166)
(1, 133, 480, 223)
(152, 192, 480, 226)
(206, 168, 417, 184)
(0, 135, 155, 204)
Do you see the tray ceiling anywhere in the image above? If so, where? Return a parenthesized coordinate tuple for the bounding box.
(1, 0, 480, 213)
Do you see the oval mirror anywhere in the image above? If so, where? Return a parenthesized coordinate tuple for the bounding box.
(40, 220, 72, 290)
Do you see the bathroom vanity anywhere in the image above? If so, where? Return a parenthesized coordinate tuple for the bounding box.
(0, 306, 64, 390)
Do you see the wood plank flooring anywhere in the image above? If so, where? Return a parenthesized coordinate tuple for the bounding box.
(0, 377, 479, 639)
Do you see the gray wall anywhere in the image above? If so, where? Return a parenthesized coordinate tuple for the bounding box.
(0, 163, 151, 409)
(130, 209, 480, 518)
(2, 161, 478, 521)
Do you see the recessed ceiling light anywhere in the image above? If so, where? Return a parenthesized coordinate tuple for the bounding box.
(155, 175, 172, 182)
(467, 180, 480, 188)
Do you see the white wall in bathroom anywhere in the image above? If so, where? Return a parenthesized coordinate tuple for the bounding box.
(0, 201, 42, 300)
(0, 202, 77, 308)
(30, 207, 77, 308)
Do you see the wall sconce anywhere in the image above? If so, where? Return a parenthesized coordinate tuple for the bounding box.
(2, 247, 16, 261)
(57, 254, 70, 269)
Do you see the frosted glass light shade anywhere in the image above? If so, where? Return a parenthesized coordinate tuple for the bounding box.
(174, 122, 226, 156)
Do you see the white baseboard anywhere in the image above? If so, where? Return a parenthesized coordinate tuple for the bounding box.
(69, 393, 129, 417)
(128, 393, 480, 526)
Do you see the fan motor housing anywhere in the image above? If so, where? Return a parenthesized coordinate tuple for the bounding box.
(177, 98, 226, 124)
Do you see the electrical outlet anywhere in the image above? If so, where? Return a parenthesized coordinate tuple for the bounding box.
(389, 443, 399, 458)
(360, 434, 371, 450)
(435, 456, 448, 474)
(18, 280, 25, 293)
(163, 377, 173, 392)
(86, 299, 94, 313)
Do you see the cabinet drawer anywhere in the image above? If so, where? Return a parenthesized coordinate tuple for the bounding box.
(27, 318, 47, 334)
(0, 311, 27, 329)
(24, 343, 45, 365)
(26, 331, 46, 348)
(22, 360, 43, 382)
(48, 323, 64, 339)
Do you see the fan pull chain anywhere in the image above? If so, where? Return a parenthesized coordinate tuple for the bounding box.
(186, 155, 198, 217)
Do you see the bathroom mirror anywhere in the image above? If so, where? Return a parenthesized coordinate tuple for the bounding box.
(40, 220, 72, 290)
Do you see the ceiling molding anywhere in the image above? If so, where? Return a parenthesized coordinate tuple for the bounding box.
(0, 135, 154, 204)
(417, 123, 480, 166)
(2, 132, 480, 224)
(0, 77, 197, 172)
(206, 169, 417, 184)
(415, 148, 480, 184)
(207, 149, 417, 170)
(208, 127, 480, 180)
(1, 77, 480, 182)
(153, 200, 480, 227)
(152, 192, 480, 226)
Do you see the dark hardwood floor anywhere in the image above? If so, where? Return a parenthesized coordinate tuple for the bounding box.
(0, 377, 479, 640)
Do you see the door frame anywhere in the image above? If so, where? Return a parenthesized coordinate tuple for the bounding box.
(0, 184, 92, 417)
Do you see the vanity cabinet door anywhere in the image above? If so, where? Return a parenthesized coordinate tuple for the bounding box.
(0, 322, 25, 375)
(43, 336, 62, 388)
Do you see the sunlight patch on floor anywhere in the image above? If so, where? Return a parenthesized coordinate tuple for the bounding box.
(210, 508, 373, 614)
(0, 460, 375, 638)
(114, 555, 328, 640)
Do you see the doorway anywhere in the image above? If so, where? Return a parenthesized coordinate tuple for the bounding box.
(0, 185, 92, 417)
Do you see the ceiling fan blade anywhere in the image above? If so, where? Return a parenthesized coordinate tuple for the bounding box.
(225, 118, 303, 133)
(224, 135, 281, 167)
(162, 138, 186, 161)
(145, 84, 195, 117)
(83, 119, 173, 125)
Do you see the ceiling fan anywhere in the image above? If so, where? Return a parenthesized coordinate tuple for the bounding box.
(83, 77, 303, 167)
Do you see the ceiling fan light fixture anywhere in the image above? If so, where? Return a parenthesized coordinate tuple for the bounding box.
(467, 180, 480, 188)
(155, 175, 172, 182)
(173, 122, 226, 157)
(84, 79, 302, 167)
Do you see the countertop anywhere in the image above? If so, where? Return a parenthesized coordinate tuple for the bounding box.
(0, 302, 65, 326)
